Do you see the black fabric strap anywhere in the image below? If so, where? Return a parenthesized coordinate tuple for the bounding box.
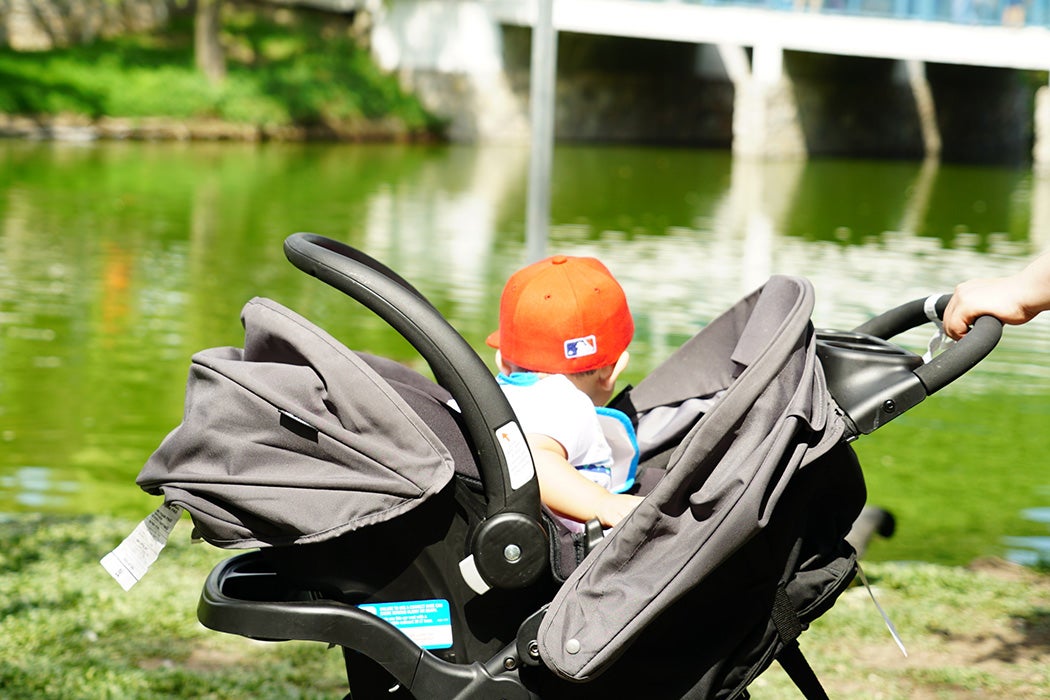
(772, 583, 803, 642)
(777, 642, 831, 700)
(773, 584, 831, 699)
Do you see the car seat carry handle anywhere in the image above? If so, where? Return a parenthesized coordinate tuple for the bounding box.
(284, 233, 548, 591)
(852, 293, 1002, 395)
(283, 233, 531, 511)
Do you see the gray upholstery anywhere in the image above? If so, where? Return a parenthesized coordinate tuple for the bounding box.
(536, 275, 847, 681)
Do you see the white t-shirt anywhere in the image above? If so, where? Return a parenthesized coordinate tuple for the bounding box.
(496, 372, 614, 489)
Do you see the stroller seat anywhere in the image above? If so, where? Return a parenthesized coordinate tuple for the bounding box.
(137, 233, 1001, 700)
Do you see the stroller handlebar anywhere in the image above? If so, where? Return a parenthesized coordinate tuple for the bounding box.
(820, 293, 1002, 437)
(283, 233, 548, 591)
(852, 293, 1003, 395)
(916, 314, 1002, 395)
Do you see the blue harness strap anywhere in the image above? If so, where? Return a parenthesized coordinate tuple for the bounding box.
(595, 406, 639, 494)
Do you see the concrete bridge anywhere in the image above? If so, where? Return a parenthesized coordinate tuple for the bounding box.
(371, 0, 1050, 165)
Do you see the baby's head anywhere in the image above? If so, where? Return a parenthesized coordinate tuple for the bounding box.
(487, 255, 634, 405)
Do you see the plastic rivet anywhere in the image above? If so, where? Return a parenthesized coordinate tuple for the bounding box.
(565, 639, 581, 654)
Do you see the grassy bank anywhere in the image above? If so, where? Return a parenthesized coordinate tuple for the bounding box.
(1, 514, 1048, 698)
(0, 515, 347, 698)
(0, 9, 442, 139)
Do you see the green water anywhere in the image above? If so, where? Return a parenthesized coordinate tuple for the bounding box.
(2, 139, 1048, 565)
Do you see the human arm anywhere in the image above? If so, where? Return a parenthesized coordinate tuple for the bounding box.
(942, 251, 1050, 339)
(526, 433, 643, 528)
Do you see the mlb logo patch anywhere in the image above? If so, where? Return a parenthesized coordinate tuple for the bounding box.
(564, 335, 597, 359)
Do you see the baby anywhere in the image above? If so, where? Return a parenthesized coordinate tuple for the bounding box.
(487, 255, 643, 528)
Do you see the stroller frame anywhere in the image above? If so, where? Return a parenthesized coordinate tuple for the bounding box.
(178, 234, 1001, 700)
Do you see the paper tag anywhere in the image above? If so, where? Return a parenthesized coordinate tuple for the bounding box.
(494, 421, 535, 490)
(359, 599, 453, 650)
(100, 503, 183, 591)
(922, 293, 954, 363)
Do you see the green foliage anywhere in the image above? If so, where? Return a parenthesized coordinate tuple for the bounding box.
(0, 11, 439, 133)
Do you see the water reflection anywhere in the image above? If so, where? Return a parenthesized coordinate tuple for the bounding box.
(1006, 502, 1050, 567)
(359, 145, 529, 331)
(0, 466, 78, 509)
(1, 140, 1048, 565)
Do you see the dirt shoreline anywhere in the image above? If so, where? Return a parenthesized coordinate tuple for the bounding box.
(0, 114, 437, 142)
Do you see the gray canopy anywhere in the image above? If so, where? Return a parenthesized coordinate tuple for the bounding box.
(536, 275, 848, 681)
(137, 297, 457, 548)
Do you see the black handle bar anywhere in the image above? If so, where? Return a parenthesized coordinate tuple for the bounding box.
(283, 233, 536, 517)
(283, 234, 548, 591)
(853, 294, 1003, 395)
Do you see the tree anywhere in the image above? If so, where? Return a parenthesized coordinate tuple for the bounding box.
(195, 0, 226, 84)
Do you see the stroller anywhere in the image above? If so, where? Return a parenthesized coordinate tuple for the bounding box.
(133, 233, 1001, 699)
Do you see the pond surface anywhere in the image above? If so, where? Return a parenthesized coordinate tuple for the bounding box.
(2, 139, 1049, 565)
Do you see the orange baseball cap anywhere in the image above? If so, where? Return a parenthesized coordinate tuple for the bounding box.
(486, 255, 634, 374)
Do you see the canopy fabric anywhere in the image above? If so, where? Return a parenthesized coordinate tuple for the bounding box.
(137, 297, 456, 548)
(536, 275, 848, 680)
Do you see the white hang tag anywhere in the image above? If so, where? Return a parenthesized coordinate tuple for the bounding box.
(100, 502, 183, 591)
(857, 564, 908, 658)
(922, 294, 954, 363)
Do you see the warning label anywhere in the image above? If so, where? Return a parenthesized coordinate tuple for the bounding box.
(358, 599, 453, 650)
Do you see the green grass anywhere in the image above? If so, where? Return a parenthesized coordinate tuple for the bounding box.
(0, 11, 441, 133)
(1, 515, 1047, 698)
(854, 391, 1050, 566)
(0, 515, 348, 699)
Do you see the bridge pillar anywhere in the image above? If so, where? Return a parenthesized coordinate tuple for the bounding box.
(371, 0, 529, 142)
(894, 59, 941, 160)
(1035, 84, 1050, 172)
(731, 43, 807, 160)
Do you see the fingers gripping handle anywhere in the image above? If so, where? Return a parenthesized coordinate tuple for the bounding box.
(914, 315, 1001, 395)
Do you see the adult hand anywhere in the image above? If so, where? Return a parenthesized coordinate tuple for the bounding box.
(943, 250, 1050, 339)
(942, 275, 1032, 339)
